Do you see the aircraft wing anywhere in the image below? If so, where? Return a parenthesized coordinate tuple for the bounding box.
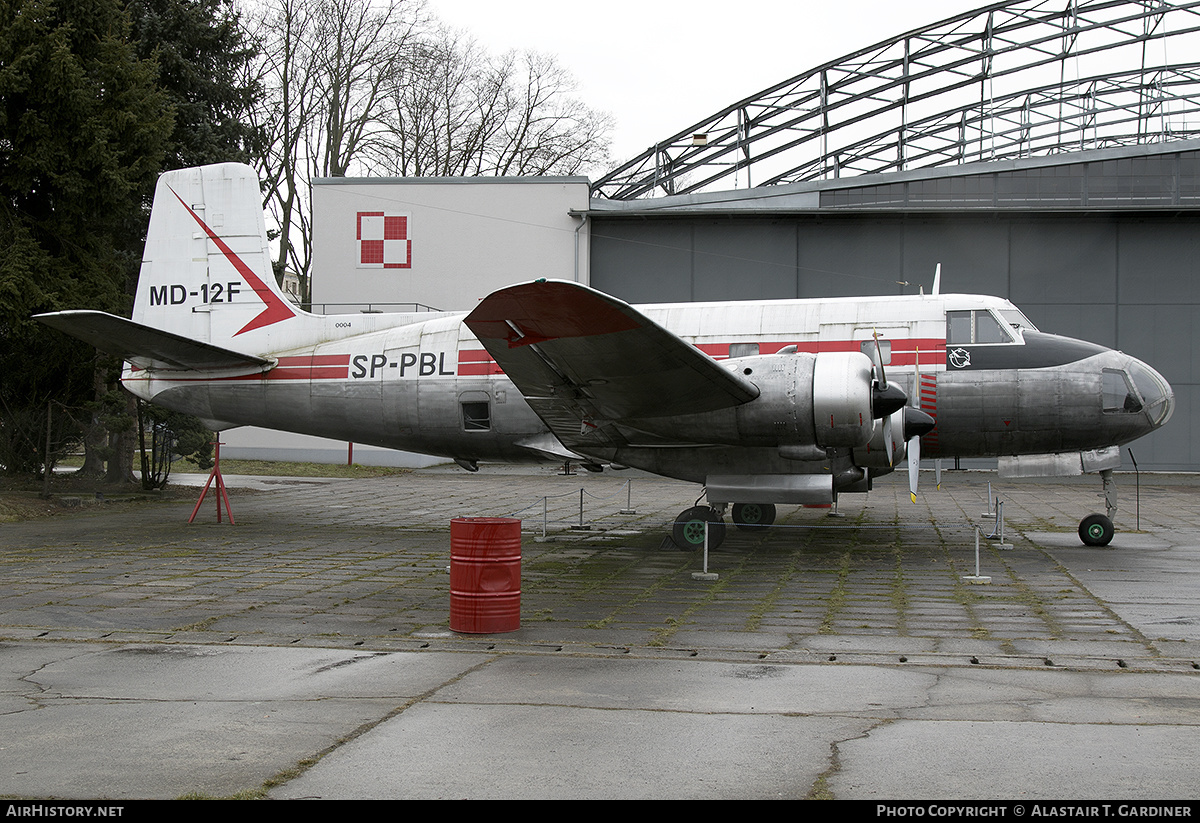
(34, 310, 272, 374)
(464, 280, 759, 449)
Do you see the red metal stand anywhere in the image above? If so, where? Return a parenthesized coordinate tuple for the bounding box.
(188, 440, 235, 524)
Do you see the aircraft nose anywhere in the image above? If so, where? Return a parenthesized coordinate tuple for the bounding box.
(1128, 357, 1174, 429)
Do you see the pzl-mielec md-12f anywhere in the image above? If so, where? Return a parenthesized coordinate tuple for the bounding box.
(37, 164, 1175, 548)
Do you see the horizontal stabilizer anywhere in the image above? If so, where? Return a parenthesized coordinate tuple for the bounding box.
(34, 310, 272, 374)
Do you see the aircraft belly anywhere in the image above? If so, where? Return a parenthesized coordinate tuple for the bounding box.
(598, 446, 829, 485)
(151, 375, 548, 461)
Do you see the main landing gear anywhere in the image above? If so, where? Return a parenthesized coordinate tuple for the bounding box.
(1078, 469, 1118, 547)
(671, 502, 778, 550)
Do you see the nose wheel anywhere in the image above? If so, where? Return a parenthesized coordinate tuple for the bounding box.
(1079, 513, 1115, 546)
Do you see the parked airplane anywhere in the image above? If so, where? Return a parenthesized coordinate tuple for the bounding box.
(36, 164, 1174, 549)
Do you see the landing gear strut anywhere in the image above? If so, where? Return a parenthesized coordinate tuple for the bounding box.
(1078, 468, 1117, 547)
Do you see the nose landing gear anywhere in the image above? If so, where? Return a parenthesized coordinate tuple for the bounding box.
(1078, 469, 1118, 546)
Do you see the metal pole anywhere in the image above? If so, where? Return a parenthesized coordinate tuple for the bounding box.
(43, 401, 52, 499)
(975, 526, 981, 576)
(620, 479, 636, 515)
(542, 496, 547, 539)
(1129, 449, 1140, 531)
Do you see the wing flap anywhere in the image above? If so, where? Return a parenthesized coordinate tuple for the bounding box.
(35, 310, 272, 374)
(464, 281, 759, 447)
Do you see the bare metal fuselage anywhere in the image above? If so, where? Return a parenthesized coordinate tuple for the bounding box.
(124, 294, 1174, 487)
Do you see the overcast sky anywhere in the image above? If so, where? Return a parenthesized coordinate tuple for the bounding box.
(426, 0, 989, 166)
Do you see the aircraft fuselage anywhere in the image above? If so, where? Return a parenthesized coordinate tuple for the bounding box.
(123, 292, 1174, 486)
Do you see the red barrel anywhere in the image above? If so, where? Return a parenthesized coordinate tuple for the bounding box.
(449, 517, 521, 633)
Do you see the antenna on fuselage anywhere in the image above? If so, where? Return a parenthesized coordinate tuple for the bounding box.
(932, 263, 942, 296)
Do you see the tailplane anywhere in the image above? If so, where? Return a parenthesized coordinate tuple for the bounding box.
(133, 163, 299, 349)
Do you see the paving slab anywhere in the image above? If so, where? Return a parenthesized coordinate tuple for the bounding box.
(0, 466, 1198, 799)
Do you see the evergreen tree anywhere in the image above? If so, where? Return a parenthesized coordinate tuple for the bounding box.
(127, 0, 263, 168)
(0, 0, 262, 479)
(0, 0, 172, 475)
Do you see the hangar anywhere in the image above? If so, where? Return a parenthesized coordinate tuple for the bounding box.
(298, 0, 1200, 471)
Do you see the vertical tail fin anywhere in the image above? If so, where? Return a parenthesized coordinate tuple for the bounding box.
(133, 163, 298, 348)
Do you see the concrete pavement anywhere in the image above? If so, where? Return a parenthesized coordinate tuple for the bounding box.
(1, 465, 1198, 799)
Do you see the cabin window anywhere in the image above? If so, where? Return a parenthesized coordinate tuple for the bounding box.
(946, 310, 1013, 344)
(462, 401, 491, 431)
(728, 342, 759, 359)
(947, 311, 973, 345)
(1102, 370, 1142, 414)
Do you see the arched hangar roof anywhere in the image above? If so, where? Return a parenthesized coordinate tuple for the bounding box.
(591, 0, 1200, 201)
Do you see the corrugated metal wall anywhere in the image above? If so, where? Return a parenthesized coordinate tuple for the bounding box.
(590, 212, 1198, 471)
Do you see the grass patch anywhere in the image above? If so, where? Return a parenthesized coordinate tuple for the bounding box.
(213, 459, 413, 479)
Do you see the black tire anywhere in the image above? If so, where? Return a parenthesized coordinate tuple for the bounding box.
(672, 506, 726, 550)
(1079, 513, 1115, 547)
(731, 502, 776, 531)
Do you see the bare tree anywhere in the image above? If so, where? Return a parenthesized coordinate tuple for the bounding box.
(491, 50, 612, 176)
(378, 27, 611, 178)
(244, 0, 611, 293)
(244, 0, 426, 292)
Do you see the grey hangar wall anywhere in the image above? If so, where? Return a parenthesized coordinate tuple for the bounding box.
(587, 210, 1198, 472)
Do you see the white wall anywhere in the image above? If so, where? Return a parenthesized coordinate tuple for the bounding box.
(247, 176, 590, 465)
(310, 177, 591, 313)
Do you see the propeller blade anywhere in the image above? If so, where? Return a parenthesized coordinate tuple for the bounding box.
(869, 329, 908, 419)
(907, 435, 920, 503)
(902, 408, 934, 502)
(872, 330, 888, 390)
(883, 415, 895, 467)
(936, 458, 943, 490)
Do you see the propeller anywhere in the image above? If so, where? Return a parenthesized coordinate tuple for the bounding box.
(904, 405, 936, 501)
(868, 331, 908, 466)
(904, 344, 936, 502)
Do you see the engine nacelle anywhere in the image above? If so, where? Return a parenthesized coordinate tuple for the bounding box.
(812, 351, 876, 449)
(618, 350, 878, 452)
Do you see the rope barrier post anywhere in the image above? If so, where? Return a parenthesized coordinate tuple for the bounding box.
(963, 526, 992, 584)
(570, 487, 591, 530)
(995, 501, 1012, 550)
(691, 519, 719, 581)
(982, 481, 996, 517)
(619, 479, 636, 515)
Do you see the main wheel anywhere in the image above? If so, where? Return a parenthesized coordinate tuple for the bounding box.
(1078, 513, 1115, 547)
(672, 506, 726, 550)
(731, 502, 776, 531)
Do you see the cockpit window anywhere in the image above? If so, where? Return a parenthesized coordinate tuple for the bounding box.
(975, 312, 1008, 343)
(999, 308, 1037, 332)
(1102, 369, 1142, 414)
(946, 310, 1015, 345)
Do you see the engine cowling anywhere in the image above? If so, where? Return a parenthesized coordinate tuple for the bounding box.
(812, 351, 876, 449)
(617, 350, 881, 451)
